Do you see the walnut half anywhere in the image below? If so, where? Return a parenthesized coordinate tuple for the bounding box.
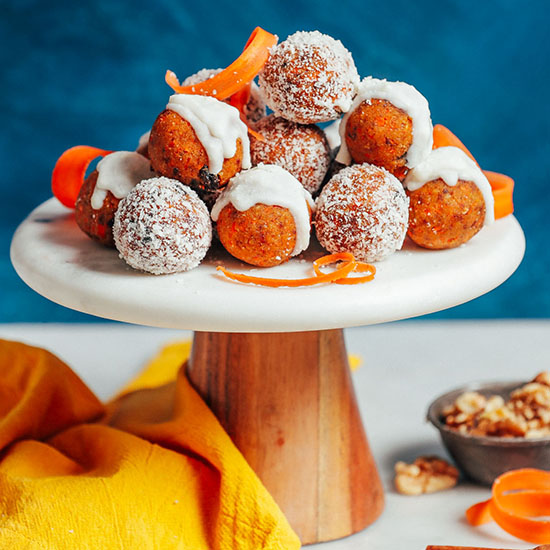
(394, 456, 459, 495)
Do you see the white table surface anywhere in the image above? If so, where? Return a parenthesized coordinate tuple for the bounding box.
(1, 319, 547, 549)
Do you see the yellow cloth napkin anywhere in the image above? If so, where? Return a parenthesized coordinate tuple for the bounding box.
(0, 339, 300, 549)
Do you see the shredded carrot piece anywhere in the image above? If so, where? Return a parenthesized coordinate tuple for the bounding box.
(216, 260, 355, 287)
(466, 468, 550, 544)
(334, 261, 376, 285)
(216, 252, 376, 287)
(165, 27, 277, 100)
(312, 253, 376, 285)
(51, 145, 111, 208)
(432, 124, 514, 219)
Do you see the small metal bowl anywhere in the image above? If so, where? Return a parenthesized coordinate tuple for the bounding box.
(427, 380, 550, 485)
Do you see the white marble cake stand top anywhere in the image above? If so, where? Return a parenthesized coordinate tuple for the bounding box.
(11, 198, 525, 332)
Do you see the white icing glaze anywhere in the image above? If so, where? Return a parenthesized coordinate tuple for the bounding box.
(211, 164, 314, 256)
(336, 77, 433, 168)
(404, 146, 495, 225)
(324, 118, 342, 151)
(166, 94, 251, 175)
(91, 151, 152, 210)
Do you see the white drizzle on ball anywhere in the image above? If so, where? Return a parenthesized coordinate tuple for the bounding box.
(211, 164, 314, 257)
(336, 77, 433, 169)
(91, 151, 152, 210)
(404, 146, 495, 225)
(166, 94, 251, 175)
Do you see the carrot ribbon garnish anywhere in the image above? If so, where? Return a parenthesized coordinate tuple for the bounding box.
(466, 468, 550, 544)
(216, 252, 376, 287)
(51, 145, 111, 208)
(483, 170, 514, 219)
(165, 27, 277, 100)
(313, 253, 376, 285)
(432, 124, 514, 219)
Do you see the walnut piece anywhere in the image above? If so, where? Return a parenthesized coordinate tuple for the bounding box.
(394, 456, 459, 496)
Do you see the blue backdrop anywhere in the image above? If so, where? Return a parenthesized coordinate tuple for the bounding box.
(1, 0, 548, 322)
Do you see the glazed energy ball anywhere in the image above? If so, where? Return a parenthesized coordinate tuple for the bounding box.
(148, 94, 250, 192)
(75, 151, 152, 247)
(337, 77, 433, 180)
(404, 146, 494, 249)
(113, 177, 212, 274)
(259, 30, 359, 124)
(250, 115, 331, 195)
(212, 164, 314, 267)
(315, 163, 409, 262)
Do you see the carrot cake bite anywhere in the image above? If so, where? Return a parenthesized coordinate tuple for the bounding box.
(404, 146, 494, 249)
(75, 151, 153, 246)
(250, 114, 331, 195)
(259, 31, 359, 124)
(337, 77, 433, 180)
(113, 176, 212, 274)
(148, 94, 250, 192)
(211, 164, 314, 267)
(315, 163, 409, 262)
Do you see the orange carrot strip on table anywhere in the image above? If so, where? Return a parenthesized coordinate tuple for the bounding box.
(432, 124, 515, 220)
(165, 27, 277, 100)
(465, 498, 493, 527)
(51, 145, 111, 208)
(466, 469, 550, 544)
(484, 170, 514, 219)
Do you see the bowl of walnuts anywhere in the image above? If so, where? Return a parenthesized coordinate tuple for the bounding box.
(427, 372, 550, 485)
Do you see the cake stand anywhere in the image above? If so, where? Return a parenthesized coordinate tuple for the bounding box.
(11, 198, 525, 545)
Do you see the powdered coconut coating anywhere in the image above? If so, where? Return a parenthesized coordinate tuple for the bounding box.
(113, 177, 212, 274)
(258, 31, 359, 124)
(315, 164, 409, 262)
(250, 115, 330, 194)
(407, 178, 486, 249)
(183, 68, 266, 125)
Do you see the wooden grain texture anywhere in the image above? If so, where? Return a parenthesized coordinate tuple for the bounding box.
(187, 329, 384, 544)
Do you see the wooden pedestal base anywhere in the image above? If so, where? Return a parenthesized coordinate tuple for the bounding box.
(187, 329, 384, 545)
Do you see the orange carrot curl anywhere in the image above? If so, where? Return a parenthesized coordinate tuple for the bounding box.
(51, 145, 111, 208)
(216, 253, 376, 288)
(466, 468, 550, 544)
(165, 27, 276, 141)
(165, 27, 277, 100)
(432, 124, 514, 219)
